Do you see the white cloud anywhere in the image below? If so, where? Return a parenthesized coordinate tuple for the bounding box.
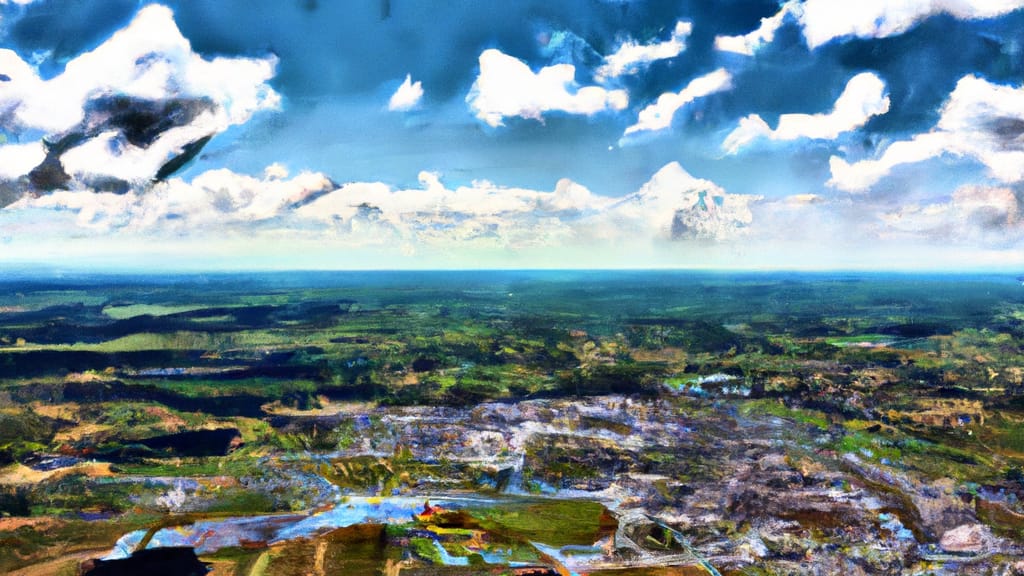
(879, 184, 1022, 243)
(800, 0, 1024, 48)
(9, 189, 136, 230)
(828, 133, 950, 192)
(466, 49, 628, 127)
(596, 20, 692, 80)
(298, 163, 759, 245)
(623, 69, 732, 136)
(0, 47, 40, 89)
(717, 1, 1024, 52)
(9, 168, 335, 231)
(0, 4, 279, 183)
(0, 142, 45, 179)
(298, 177, 587, 250)
(297, 170, 611, 228)
(264, 163, 290, 180)
(714, 2, 798, 55)
(388, 74, 424, 112)
(6, 161, 761, 255)
(723, 72, 890, 154)
(61, 124, 215, 183)
(1, 5, 278, 134)
(829, 75, 1024, 191)
(131, 169, 332, 228)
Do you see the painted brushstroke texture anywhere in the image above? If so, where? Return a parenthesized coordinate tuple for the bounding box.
(0, 1, 1023, 269)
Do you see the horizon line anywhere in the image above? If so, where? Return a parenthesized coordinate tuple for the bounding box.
(0, 264, 1020, 277)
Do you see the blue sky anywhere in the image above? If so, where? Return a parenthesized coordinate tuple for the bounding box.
(1, 0, 1024, 270)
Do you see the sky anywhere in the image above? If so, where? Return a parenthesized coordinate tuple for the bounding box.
(1, 0, 1024, 270)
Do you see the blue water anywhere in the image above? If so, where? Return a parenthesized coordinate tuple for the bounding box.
(104, 495, 497, 559)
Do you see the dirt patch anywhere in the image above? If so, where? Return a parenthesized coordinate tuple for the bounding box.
(263, 398, 376, 417)
(0, 516, 62, 532)
(7, 549, 110, 576)
(630, 347, 686, 363)
(0, 462, 114, 485)
(140, 405, 188, 431)
(53, 422, 112, 443)
(29, 402, 80, 420)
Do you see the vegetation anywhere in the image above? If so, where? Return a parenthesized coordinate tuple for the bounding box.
(0, 271, 1023, 573)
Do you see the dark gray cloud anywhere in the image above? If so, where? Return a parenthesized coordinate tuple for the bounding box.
(829, 14, 1023, 133)
(5, 0, 138, 76)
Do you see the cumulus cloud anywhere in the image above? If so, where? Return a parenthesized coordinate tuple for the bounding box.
(296, 175, 594, 248)
(800, 0, 1024, 49)
(264, 163, 290, 180)
(714, 2, 797, 55)
(296, 170, 612, 248)
(0, 5, 278, 134)
(829, 134, 949, 192)
(723, 72, 890, 154)
(293, 162, 759, 244)
(388, 74, 424, 111)
(7, 189, 136, 231)
(5, 160, 761, 253)
(596, 20, 692, 80)
(0, 4, 279, 190)
(0, 142, 45, 179)
(9, 168, 335, 232)
(623, 69, 732, 137)
(133, 169, 334, 229)
(714, 1, 1024, 53)
(466, 49, 628, 127)
(829, 75, 1024, 192)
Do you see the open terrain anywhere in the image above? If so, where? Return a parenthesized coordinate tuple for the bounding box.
(0, 271, 1022, 575)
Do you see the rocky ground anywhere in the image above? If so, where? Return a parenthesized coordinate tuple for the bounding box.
(237, 394, 1024, 575)
(4, 392, 1024, 574)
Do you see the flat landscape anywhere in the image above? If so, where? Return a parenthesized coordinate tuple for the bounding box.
(1, 271, 1023, 575)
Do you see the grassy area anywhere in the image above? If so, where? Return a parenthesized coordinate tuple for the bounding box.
(739, 399, 830, 430)
(472, 498, 612, 547)
(101, 304, 218, 319)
